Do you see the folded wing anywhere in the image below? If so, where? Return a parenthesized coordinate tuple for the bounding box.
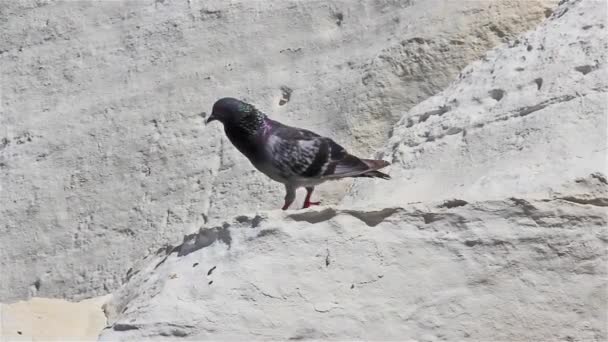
(267, 121, 390, 180)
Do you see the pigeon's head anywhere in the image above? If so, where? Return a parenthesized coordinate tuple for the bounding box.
(206, 97, 258, 126)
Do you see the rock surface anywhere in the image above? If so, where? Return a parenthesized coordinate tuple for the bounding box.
(100, 1, 607, 340)
(100, 192, 607, 341)
(345, 0, 607, 207)
(0, 296, 108, 341)
(0, 0, 555, 301)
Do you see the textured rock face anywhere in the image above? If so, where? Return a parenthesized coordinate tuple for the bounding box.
(345, 0, 607, 208)
(0, 0, 554, 301)
(100, 1, 607, 340)
(100, 192, 607, 341)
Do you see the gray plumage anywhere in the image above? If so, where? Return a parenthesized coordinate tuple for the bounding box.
(206, 97, 390, 209)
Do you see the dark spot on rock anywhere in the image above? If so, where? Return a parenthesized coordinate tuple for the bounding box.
(527, 45, 533, 51)
(0, 137, 9, 150)
(251, 215, 264, 228)
(289, 328, 323, 341)
(510, 198, 537, 216)
(126, 266, 140, 281)
(582, 25, 592, 30)
(489, 24, 506, 38)
(515, 67, 525, 72)
(350, 284, 355, 289)
(156, 245, 174, 255)
(280, 47, 303, 54)
(33, 279, 41, 291)
(544, 8, 553, 18)
(17, 331, 22, 335)
(200, 9, 222, 20)
(325, 249, 330, 267)
(405, 118, 414, 128)
(534, 78, 543, 90)
(208, 280, 213, 285)
(192, 262, 199, 268)
(207, 266, 216, 275)
(489, 89, 505, 101)
(513, 39, 521, 47)
(174, 226, 232, 257)
(422, 213, 441, 224)
(218, 226, 231, 245)
(464, 240, 480, 247)
(256, 228, 279, 238)
(332, 11, 344, 26)
(439, 199, 468, 208)
(279, 86, 292, 106)
(445, 127, 463, 135)
(418, 106, 450, 123)
(406, 37, 427, 44)
(235, 215, 249, 223)
(574, 65, 595, 75)
(160, 329, 189, 337)
(362, 73, 373, 85)
(591, 172, 608, 184)
(113, 324, 139, 331)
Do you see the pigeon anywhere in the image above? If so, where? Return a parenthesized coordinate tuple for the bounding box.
(205, 97, 390, 210)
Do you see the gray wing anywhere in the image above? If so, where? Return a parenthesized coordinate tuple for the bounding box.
(266, 121, 375, 180)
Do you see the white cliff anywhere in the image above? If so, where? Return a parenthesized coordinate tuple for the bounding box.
(0, 0, 555, 302)
(99, 1, 607, 340)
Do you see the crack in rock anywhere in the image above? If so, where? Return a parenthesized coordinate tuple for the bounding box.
(557, 196, 608, 207)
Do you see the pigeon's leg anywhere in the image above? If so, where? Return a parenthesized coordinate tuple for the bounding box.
(282, 185, 296, 210)
(303, 187, 321, 209)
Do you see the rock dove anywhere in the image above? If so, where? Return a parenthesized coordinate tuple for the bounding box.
(206, 97, 390, 210)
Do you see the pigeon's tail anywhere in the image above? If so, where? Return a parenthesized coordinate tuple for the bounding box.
(361, 159, 390, 171)
(354, 169, 391, 180)
(324, 156, 391, 180)
(358, 159, 391, 180)
(325, 154, 391, 179)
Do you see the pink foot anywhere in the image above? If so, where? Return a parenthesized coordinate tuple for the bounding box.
(302, 201, 321, 209)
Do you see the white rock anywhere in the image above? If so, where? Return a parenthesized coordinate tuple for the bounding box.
(100, 2, 607, 339)
(0, 0, 554, 301)
(344, 0, 607, 208)
(100, 189, 607, 340)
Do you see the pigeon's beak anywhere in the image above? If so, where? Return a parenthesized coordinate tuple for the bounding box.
(205, 112, 217, 125)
